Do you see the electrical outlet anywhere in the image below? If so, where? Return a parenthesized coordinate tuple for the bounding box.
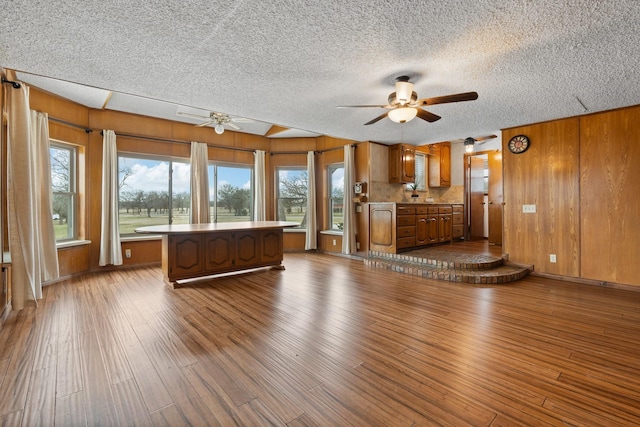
(125, 249, 132, 259)
(550, 254, 557, 263)
(522, 204, 537, 213)
(332, 239, 337, 246)
(356, 242, 360, 250)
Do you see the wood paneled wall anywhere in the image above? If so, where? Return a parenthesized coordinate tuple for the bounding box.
(580, 107, 640, 285)
(503, 118, 580, 277)
(503, 105, 640, 287)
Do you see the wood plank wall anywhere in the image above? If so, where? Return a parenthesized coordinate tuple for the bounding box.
(502, 118, 580, 278)
(580, 107, 640, 285)
(503, 105, 640, 287)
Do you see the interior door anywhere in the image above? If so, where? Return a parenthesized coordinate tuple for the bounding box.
(487, 151, 503, 245)
(468, 156, 485, 241)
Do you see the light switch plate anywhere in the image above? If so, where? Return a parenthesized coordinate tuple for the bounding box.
(522, 204, 537, 213)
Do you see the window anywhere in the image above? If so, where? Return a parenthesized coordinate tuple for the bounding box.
(276, 167, 307, 228)
(209, 164, 253, 222)
(406, 152, 427, 191)
(328, 164, 344, 231)
(50, 141, 77, 241)
(118, 154, 190, 235)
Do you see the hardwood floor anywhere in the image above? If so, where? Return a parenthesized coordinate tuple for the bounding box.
(1, 252, 640, 426)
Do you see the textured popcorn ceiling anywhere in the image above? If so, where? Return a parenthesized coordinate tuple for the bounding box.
(2, 1, 640, 145)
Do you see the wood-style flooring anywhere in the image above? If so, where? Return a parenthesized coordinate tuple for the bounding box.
(1, 251, 640, 426)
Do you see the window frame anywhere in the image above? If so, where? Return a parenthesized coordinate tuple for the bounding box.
(275, 166, 308, 229)
(209, 162, 254, 223)
(327, 163, 345, 232)
(117, 152, 191, 236)
(50, 140, 78, 242)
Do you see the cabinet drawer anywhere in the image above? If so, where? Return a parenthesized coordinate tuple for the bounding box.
(397, 206, 416, 215)
(416, 206, 429, 214)
(397, 226, 416, 238)
(397, 215, 415, 227)
(438, 206, 452, 214)
(452, 213, 463, 225)
(452, 205, 464, 213)
(397, 237, 416, 249)
(452, 224, 464, 238)
(427, 207, 439, 214)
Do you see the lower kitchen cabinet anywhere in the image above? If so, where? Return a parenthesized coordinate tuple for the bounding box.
(368, 203, 460, 253)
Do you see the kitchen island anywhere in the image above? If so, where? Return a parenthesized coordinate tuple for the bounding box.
(136, 221, 299, 287)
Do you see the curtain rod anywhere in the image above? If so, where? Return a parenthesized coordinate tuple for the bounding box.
(49, 116, 93, 133)
(103, 131, 256, 153)
(1, 77, 21, 89)
(270, 144, 357, 156)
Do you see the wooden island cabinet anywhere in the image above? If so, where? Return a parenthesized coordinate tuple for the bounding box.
(369, 203, 462, 254)
(136, 221, 298, 287)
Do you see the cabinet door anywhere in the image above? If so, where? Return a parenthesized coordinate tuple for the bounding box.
(416, 215, 429, 245)
(427, 215, 439, 243)
(204, 232, 234, 272)
(439, 142, 451, 187)
(261, 230, 283, 263)
(168, 234, 204, 277)
(439, 214, 452, 242)
(428, 142, 451, 188)
(389, 144, 415, 184)
(235, 230, 261, 267)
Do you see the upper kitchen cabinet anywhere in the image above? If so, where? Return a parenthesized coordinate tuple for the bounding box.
(388, 144, 415, 184)
(428, 141, 451, 187)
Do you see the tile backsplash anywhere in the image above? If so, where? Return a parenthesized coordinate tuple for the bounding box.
(369, 181, 464, 204)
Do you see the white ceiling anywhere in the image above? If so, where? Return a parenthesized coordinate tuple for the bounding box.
(2, 1, 640, 146)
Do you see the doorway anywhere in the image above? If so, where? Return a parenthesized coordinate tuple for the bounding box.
(464, 150, 503, 245)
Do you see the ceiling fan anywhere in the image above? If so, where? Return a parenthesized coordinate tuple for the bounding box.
(176, 109, 253, 134)
(450, 134, 497, 153)
(337, 76, 478, 125)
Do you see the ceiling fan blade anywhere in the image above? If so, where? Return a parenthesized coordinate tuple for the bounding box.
(230, 117, 254, 123)
(364, 112, 389, 125)
(176, 111, 210, 119)
(474, 134, 498, 144)
(337, 104, 391, 108)
(196, 120, 214, 127)
(418, 91, 479, 106)
(226, 122, 241, 130)
(415, 109, 441, 122)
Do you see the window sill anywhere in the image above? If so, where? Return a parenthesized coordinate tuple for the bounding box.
(320, 230, 343, 236)
(120, 235, 162, 242)
(56, 239, 91, 249)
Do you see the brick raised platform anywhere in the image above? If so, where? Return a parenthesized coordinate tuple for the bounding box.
(364, 247, 530, 284)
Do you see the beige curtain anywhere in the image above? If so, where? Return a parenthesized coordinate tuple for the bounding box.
(253, 150, 266, 221)
(305, 150, 317, 250)
(189, 141, 210, 224)
(7, 82, 59, 309)
(342, 145, 356, 254)
(99, 130, 123, 266)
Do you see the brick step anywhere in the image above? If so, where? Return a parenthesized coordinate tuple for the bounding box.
(365, 251, 530, 285)
(368, 249, 505, 270)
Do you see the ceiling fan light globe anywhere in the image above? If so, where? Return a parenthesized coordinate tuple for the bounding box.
(465, 143, 474, 153)
(388, 107, 418, 123)
(214, 124, 225, 134)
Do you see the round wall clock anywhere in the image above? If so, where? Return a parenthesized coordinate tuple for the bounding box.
(508, 134, 530, 154)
